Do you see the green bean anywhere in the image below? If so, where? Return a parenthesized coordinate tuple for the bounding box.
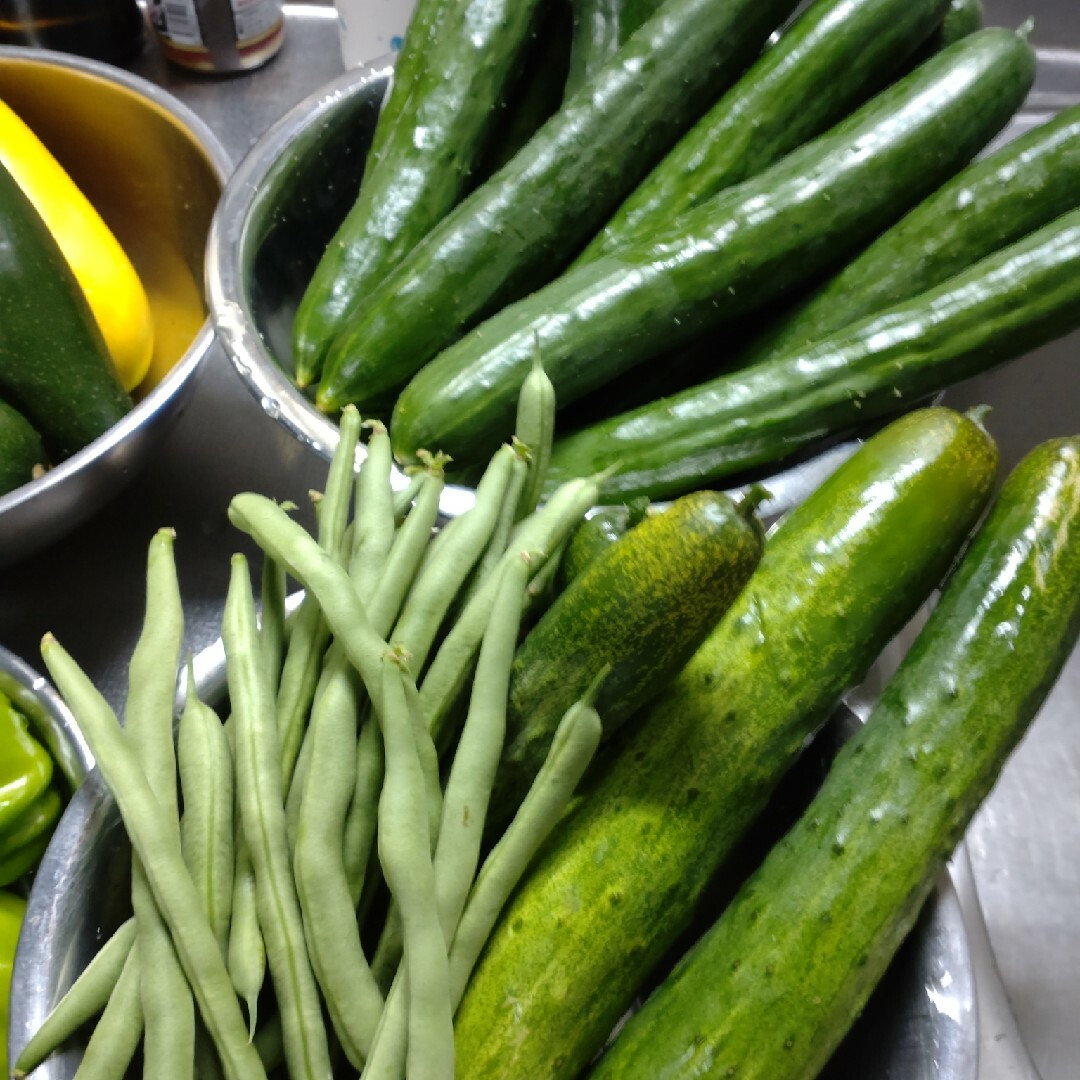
(349, 419, 395, 599)
(284, 721, 313, 852)
(41, 636, 266, 1080)
(420, 471, 607, 749)
(223, 556, 332, 1080)
(227, 839, 264, 1038)
(514, 344, 556, 520)
(365, 556, 530, 1074)
(448, 681, 604, 1009)
(469, 443, 529, 593)
(277, 408, 362, 786)
(252, 1014, 284, 1073)
(72, 943, 143, 1080)
(374, 654, 454, 1080)
(365, 456, 446, 634)
(13, 918, 136, 1076)
(227, 496, 389, 699)
(125, 528, 194, 1080)
(294, 649, 383, 1067)
(178, 670, 235, 959)
(407, 442, 520, 638)
(343, 716, 384, 906)
(390, 471, 425, 526)
(260, 556, 288, 694)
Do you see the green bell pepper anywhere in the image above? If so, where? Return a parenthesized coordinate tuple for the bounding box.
(0, 690, 61, 887)
(0, 889, 26, 1079)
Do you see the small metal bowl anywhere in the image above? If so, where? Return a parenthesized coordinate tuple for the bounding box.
(0, 47, 230, 568)
(205, 58, 476, 521)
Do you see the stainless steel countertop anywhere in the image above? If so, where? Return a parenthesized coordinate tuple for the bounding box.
(1, 2, 1078, 1076)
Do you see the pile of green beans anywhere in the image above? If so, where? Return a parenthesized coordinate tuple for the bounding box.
(22, 363, 610, 1080)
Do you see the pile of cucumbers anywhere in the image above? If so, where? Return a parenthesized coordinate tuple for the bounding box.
(293, 0, 1080, 502)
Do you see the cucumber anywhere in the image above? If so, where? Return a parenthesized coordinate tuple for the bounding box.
(564, 0, 663, 100)
(292, 0, 549, 387)
(314, 0, 803, 413)
(0, 400, 45, 496)
(0, 159, 130, 459)
(390, 28, 1034, 471)
(453, 406, 998, 1080)
(545, 204, 1080, 501)
(907, 0, 984, 67)
(579, 0, 952, 263)
(733, 100, 1080, 368)
(590, 434, 1080, 1080)
(485, 488, 766, 839)
(556, 497, 650, 589)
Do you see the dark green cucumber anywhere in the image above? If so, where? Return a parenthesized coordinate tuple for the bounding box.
(314, 0, 802, 412)
(590, 435, 1080, 1080)
(555, 496, 650, 588)
(390, 29, 1034, 470)
(545, 204, 1080, 502)
(564, 0, 663, 99)
(453, 406, 998, 1080)
(0, 161, 130, 459)
(0, 400, 45, 496)
(734, 100, 1080, 369)
(291, 0, 547, 386)
(579, 0, 951, 263)
(907, 0, 984, 67)
(486, 488, 765, 839)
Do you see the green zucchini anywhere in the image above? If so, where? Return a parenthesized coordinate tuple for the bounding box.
(564, 0, 663, 100)
(590, 434, 1080, 1080)
(734, 100, 1080, 369)
(0, 160, 131, 459)
(486, 488, 766, 839)
(453, 406, 998, 1080)
(291, 0, 548, 387)
(0, 400, 45, 496)
(579, 0, 952, 263)
(390, 28, 1034, 470)
(314, 0, 803, 413)
(545, 204, 1080, 501)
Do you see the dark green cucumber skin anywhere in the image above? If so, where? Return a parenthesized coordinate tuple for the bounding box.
(486, 490, 765, 839)
(292, 0, 547, 386)
(0, 162, 131, 460)
(564, 0, 663, 100)
(453, 407, 998, 1080)
(580, 0, 951, 263)
(390, 29, 1034, 471)
(314, 0, 802, 412)
(907, 0, 984, 67)
(590, 436, 1080, 1080)
(735, 101, 1080, 369)
(555, 497, 650, 589)
(545, 204, 1080, 502)
(0, 399, 45, 496)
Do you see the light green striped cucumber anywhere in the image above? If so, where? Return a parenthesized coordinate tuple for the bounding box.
(452, 405, 998, 1080)
(579, 0, 952, 262)
(590, 434, 1080, 1080)
(314, 0, 803, 413)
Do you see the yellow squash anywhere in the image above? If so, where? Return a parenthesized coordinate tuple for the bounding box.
(0, 97, 154, 392)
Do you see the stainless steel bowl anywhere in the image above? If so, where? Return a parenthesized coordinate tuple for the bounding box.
(0, 48, 231, 568)
(8, 636, 978, 1079)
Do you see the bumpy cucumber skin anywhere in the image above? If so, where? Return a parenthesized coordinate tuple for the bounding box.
(291, 0, 545, 386)
(580, 0, 951, 262)
(453, 407, 998, 1080)
(486, 490, 765, 838)
(315, 0, 802, 412)
(0, 399, 45, 495)
(0, 161, 130, 459)
(591, 436, 1080, 1080)
(545, 204, 1080, 502)
(736, 101, 1080, 367)
(390, 29, 1034, 471)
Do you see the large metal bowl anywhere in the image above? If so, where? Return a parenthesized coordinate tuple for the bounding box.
(0, 48, 230, 568)
(8, 633, 978, 1079)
